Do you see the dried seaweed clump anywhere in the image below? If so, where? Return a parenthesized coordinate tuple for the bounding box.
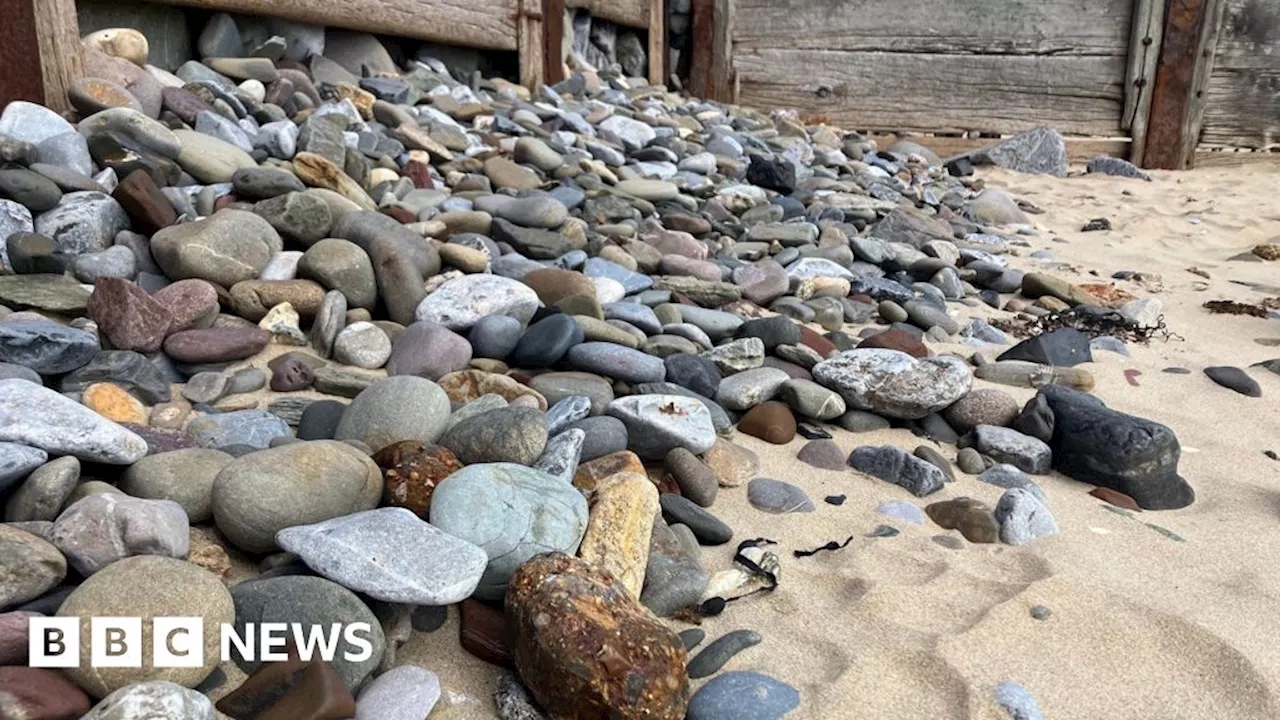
(1203, 298, 1280, 318)
(992, 306, 1175, 344)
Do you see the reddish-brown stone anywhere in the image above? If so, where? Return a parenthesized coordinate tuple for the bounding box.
(1090, 487, 1142, 511)
(215, 649, 355, 720)
(737, 401, 797, 444)
(402, 159, 434, 189)
(386, 205, 418, 224)
(850, 293, 875, 305)
(372, 441, 463, 518)
(460, 599, 513, 668)
(152, 278, 219, 332)
(798, 326, 838, 359)
(214, 193, 238, 212)
(86, 277, 173, 353)
(0, 666, 91, 720)
(163, 326, 269, 363)
(113, 168, 177, 235)
(858, 328, 929, 358)
(0, 611, 37, 665)
(506, 553, 689, 720)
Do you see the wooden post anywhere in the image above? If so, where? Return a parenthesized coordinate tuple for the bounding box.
(519, 0, 546, 90)
(0, 0, 82, 114)
(1124, 0, 1165, 164)
(688, 0, 732, 101)
(647, 0, 667, 86)
(542, 0, 566, 85)
(1141, 0, 1225, 169)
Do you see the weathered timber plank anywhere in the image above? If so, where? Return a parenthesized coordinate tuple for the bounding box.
(564, 0, 649, 28)
(1197, 0, 1280, 149)
(1182, 0, 1228, 164)
(647, 0, 666, 85)
(34, 0, 83, 114)
(732, 49, 1126, 137)
(1125, 0, 1165, 163)
(1194, 147, 1280, 165)
(543, 0, 566, 85)
(157, 0, 520, 51)
(870, 134, 1131, 164)
(731, 0, 1132, 56)
(0, 0, 48, 109)
(1143, 0, 1215, 168)
(518, 0, 544, 89)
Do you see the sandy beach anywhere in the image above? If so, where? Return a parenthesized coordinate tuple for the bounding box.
(368, 162, 1280, 720)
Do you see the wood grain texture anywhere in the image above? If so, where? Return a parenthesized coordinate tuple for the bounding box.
(1194, 147, 1280, 165)
(519, 0, 545, 88)
(871, 134, 1131, 162)
(1198, 0, 1280, 149)
(647, 0, 666, 85)
(1125, 0, 1165, 163)
(158, 0, 520, 50)
(0, 0, 47, 108)
(733, 49, 1127, 136)
(564, 0, 649, 28)
(34, 0, 83, 114)
(543, 0, 567, 84)
(731, 0, 1133, 55)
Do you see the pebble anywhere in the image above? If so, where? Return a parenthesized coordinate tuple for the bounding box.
(849, 445, 946, 497)
(687, 629, 763, 679)
(660, 493, 733, 545)
(665, 447, 720, 507)
(607, 395, 717, 460)
(796, 439, 846, 470)
(747, 478, 815, 514)
(355, 665, 441, 720)
(430, 463, 588, 599)
(1204, 366, 1262, 397)
(278, 507, 487, 604)
(687, 671, 799, 720)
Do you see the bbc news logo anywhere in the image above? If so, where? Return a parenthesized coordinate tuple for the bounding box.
(29, 618, 375, 667)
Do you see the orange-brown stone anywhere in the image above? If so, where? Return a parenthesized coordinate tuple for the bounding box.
(506, 553, 688, 720)
(373, 441, 463, 518)
(737, 401, 796, 444)
(82, 383, 148, 424)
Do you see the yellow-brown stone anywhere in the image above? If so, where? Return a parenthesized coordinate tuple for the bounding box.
(82, 383, 148, 425)
(701, 438, 759, 487)
(573, 451, 646, 494)
(577, 472, 658, 598)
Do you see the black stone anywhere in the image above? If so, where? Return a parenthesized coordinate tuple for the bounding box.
(824, 494, 846, 506)
(1204, 366, 1262, 397)
(824, 331, 858, 352)
(945, 157, 974, 177)
(679, 628, 706, 651)
(411, 605, 448, 633)
(796, 424, 832, 440)
(508, 313, 584, 368)
(664, 353, 721, 398)
(1011, 394, 1054, 442)
(1081, 218, 1112, 232)
(17, 585, 75, 615)
(297, 399, 348, 440)
(997, 328, 1093, 367)
(1035, 384, 1193, 510)
(1162, 367, 1192, 374)
(659, 493, 733, 545)
(848, 276, 915, 305)
(736, 315, 801, 351)
(686, 629, 762, 679)
(6, 232, 67, 274)
(745, 155, 796, 194)
(1254, 359, 1280, 376)
(60, 351, 173, 404)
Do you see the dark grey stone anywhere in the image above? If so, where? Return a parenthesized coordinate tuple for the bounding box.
(659, 493, 732, 545)
(687, 629, 762, 679)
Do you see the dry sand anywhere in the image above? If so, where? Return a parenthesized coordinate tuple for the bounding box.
(215, 163, 1280, 719)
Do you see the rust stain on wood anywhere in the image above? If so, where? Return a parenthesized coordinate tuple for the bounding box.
(1144, 0, 1212, 168)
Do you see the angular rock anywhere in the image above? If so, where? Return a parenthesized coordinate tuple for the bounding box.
(813, 349, 972, 419)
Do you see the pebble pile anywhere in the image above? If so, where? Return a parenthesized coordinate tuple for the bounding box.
(0, 13, 1254, 720)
